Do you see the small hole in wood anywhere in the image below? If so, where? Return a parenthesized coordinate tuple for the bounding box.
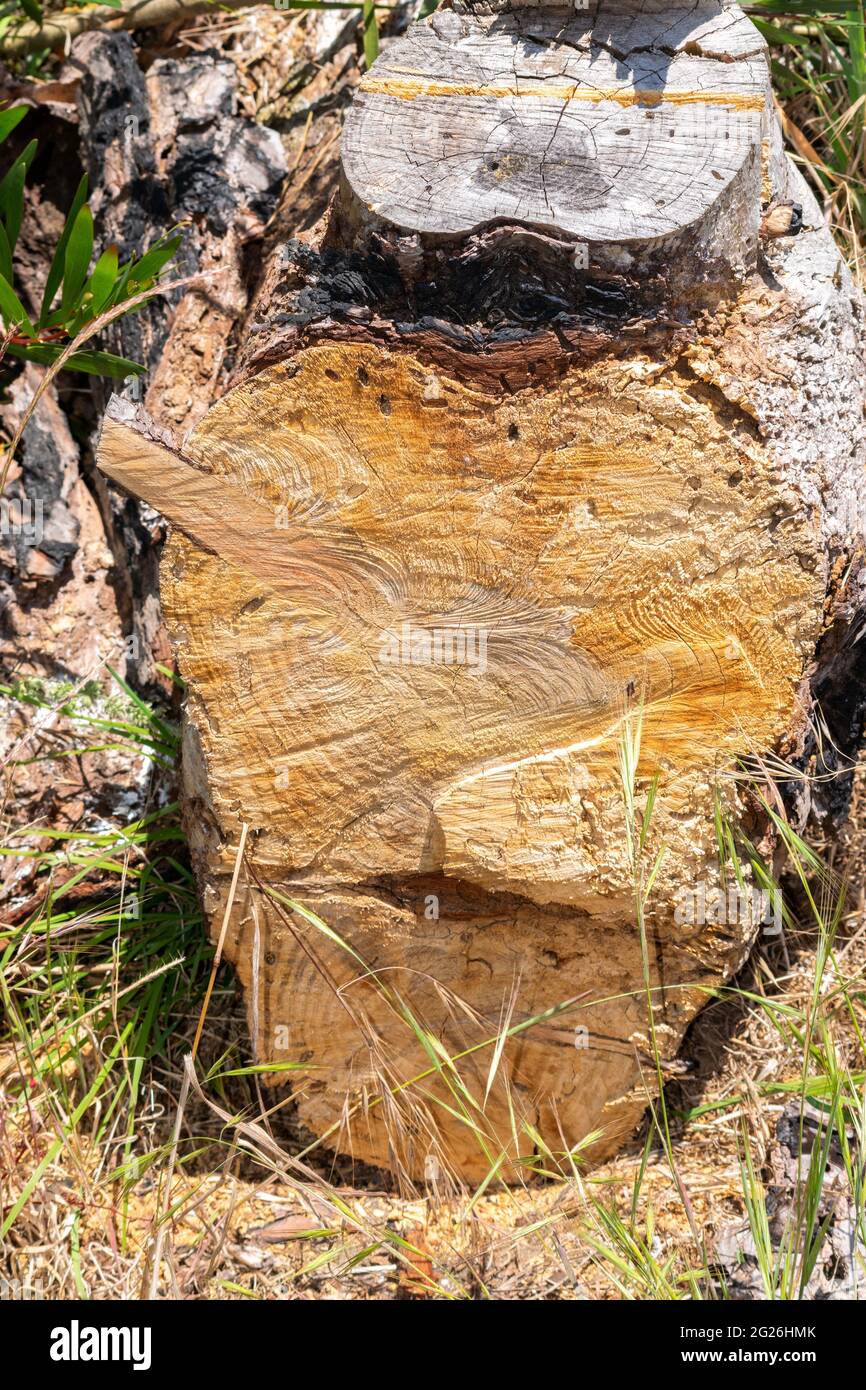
(508, 423, 519, 441)
(379, 393, 392, 415)
(325, 368, 340, 381)
(712, 170, 724, 180)
(357, 365, 369, 385)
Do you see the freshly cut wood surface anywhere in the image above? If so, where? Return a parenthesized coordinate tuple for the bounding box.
(145, 345, 819, 902)
(99, 330, 827, 1177)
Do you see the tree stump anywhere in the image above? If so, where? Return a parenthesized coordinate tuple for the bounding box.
(97, 0, 866, 1184)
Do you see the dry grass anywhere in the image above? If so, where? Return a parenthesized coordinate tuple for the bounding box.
(2, 682, 865, 1301)
(749, 2, 866, 279)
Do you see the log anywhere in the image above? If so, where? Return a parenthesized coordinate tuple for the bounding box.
(97, 0, 866, 1184)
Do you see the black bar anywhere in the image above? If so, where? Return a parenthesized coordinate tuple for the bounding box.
(1, 1295, 849, 1377)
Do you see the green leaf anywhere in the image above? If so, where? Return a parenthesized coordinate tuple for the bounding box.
(0, 106, 27, 146)
(0, 137, 37, 204)
(39, 174, 88, 325)
(63, 348, 143, 378)
(0, 149, 34, 253)
(0, 272, 34, 337)
(60, 204, 94, 316)
(748, 0, 857, 12)
(18, 0, 43, 21)
(84, 246, 119, 315)
(750, 17, 810, 44)
(6, 341, 143, 379)
(120, 234, 183, 295)
(361, 0, 379, 68)
(0, 220, 12, 286)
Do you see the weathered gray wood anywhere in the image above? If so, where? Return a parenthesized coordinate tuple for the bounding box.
(340, 0, 771, 292)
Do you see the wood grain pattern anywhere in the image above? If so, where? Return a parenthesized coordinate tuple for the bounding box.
(99, 336, 828, 1179)
(342, 0, 769, 264)
(159, 344, 820, 901)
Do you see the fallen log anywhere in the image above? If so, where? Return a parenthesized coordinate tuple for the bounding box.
(98, 0, 866, 1184)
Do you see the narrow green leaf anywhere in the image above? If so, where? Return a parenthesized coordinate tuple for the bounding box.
(0, 140, 37, 233)
(0, 156, 27, 252)
(0, 220, 12, 285)
(39, 174, 88, 324)
(750, 17, 810, 45)
(63, 349, 145, 379)
(77, 245, 120, 324)
(120, 234, 183, 295)
(0, 105, 28, 146)
(361, 0, 379, 68)
(6, 342, 143, 378)
(60, 204, 94, 315)
(0, 272, 34, 336)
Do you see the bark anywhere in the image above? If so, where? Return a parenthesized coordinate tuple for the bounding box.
(0, 30, 289, 921)
(72, 30, 286, 692)
(97, 0, 866, 1184)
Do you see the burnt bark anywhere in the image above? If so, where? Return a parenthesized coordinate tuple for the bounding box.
(72, 30, 286, 693)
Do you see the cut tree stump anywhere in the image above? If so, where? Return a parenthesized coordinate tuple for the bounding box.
(97, 0, 866, 1184)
